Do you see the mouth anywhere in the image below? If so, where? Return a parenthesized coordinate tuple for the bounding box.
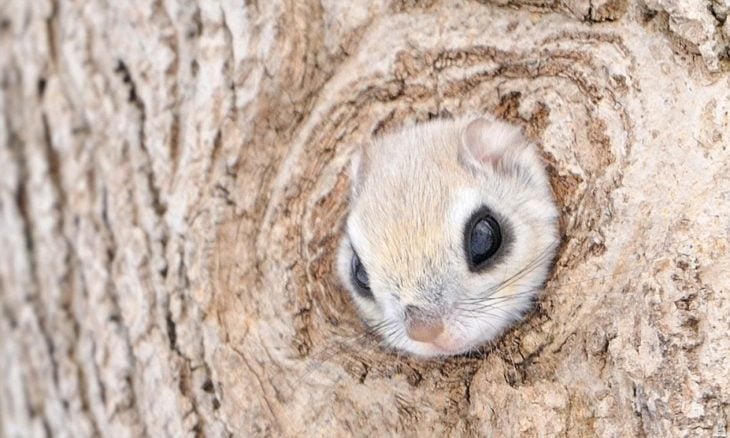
(431, 346, 467, 356)
(414, 343, 470, 357)
(411, 334, 471, 357)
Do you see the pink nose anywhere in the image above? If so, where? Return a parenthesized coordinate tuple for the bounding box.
(406, 318, 444, 343)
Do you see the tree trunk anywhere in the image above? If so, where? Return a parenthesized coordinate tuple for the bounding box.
(1, 0, 728, 436)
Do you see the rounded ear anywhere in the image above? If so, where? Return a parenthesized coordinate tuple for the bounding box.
(460, 117, 528, 168)
(349, 144, 371, 195)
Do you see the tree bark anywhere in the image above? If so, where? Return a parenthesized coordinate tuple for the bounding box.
(1, 0, 728, 436)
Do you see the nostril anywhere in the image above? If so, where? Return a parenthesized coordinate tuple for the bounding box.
(404, 305, 420, 319)
(404, 304, 436, 320)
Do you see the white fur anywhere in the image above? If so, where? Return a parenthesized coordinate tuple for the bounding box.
(337, 115, 559, 357)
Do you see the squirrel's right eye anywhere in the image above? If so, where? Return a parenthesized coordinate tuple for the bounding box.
(350, 251, 373, 299)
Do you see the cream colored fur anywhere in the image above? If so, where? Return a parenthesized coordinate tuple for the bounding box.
(337, 114, 559, 357)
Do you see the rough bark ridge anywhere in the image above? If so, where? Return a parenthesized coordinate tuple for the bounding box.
(1, 0, 728, 436)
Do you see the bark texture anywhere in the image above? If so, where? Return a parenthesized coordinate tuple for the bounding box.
(1, 0, 729, 436)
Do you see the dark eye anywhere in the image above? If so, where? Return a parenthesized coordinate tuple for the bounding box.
(465, 208, 502, 270)
(350, 251, 374, 299)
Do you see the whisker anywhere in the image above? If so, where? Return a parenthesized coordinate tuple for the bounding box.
(456, 289, 540, 314)
(461, 244, 558, 305)
(291, 319, 398, 382)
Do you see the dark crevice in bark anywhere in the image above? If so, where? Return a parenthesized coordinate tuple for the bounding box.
(40, 115, 64, 209)
(10, 140, 36, 294)
(41, 416, 52, 438)
(178, 364, 204, 438)
(166, 310, 178, 351)
(44, 0, 58, 64)
(164, 286, 207, 435)
(37, 77, 47, 97)
(89, 338, 107, 406)
(0, 285, 18, 328)
(114, 59, 166, 217)
(208, 128, 224, 182)
(154, 0, 182, 179)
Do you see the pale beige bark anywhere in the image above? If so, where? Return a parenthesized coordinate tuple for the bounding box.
(1, 0, 728, 436)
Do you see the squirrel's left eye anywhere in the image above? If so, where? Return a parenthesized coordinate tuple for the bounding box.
(465, 208, 502, 270)
(350, 251, 373, 299)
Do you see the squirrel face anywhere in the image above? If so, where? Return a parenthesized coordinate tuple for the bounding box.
(337, 115, 559, 357)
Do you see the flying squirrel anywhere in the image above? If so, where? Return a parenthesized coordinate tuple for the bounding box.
(337, 114, 559, 357)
